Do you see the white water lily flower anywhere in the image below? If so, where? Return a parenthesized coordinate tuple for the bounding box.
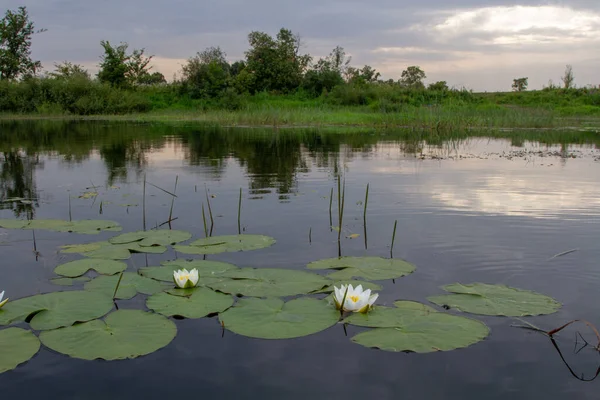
(0, 291, 8, 308)
(173, 268, 199, 289)
(333, 284, 378, 313)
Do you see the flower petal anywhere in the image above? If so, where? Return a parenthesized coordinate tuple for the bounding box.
(0, 291, 4, 302)
(368, 293, 379, 306)
(0, 297, 8, 309)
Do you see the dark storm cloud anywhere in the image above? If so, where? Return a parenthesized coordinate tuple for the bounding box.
(3, 0, 600, 90)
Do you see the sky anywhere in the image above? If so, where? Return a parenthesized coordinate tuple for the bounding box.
(4, 0, 600, 91)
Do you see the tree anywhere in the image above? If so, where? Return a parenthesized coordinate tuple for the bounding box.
(0, 6, 43, 80)
(400, 66, 426, 89)
(428, 81, 449, 91)
(245, 28, 311, 93)
(127, 48, 154, 85)
(48, 61, 90, 80)
(181, 46, 231, 98)
(302, 46, 349, 96)
(561, 65, 574, 89)
(511, 77, 528, 92)
(97, 41, 154, 87)
(345, 65, 380, 84)
(137, 71, 166, 85)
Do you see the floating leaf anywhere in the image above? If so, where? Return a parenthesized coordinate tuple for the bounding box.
(343, 306, 438, 328)
(50, 277, 91, 286)
(312, 280, 382, 294)
(0, 328, 40, 373)
(393, 301, 438, 313)
(39, 310, 176, 361)
(208, 268, 329, 297)
(350, 312, 489, 353)
(0, 291, 113, 331)
(109, 230, 191, 247)
(147, 288, 234, 319)
(219, 298, 339, 339)
(61, 241, 167, 260)
(139, 260, 238, 283)
(0, 219, 121, 234)
(174, 234, 275, 255)
(54, 259, 127, 278)
(85, 273, 163, 300)
(307, 256, 416, 281)
(427, 283, 561, 317)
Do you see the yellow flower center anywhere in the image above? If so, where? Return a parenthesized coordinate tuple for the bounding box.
(180, 274, 189, 280)
(349, 295, 360, 303)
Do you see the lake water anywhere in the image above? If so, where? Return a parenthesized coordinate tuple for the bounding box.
(1, 121, 600, 399)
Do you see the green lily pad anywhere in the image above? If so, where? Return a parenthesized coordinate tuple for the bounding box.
(0, 219, 122, 234)
(343, 306, 438, 328)
(60, 241, 167, 260)
(307, 256, 416, 281)
(84, 273, 163, 300)
(208, 268, 330, 297)
(147, 288, 234, 319)
(393, 301, 438, 313)
(219, 298, 339, 339)
(109, 230, 192, 247)
(312, 280, 382, 294)
(0, 328, 41, 373)
(139, 260, 238, 283)
(39, 310, 176, 360)
(50, 277, 92, 286)
(350, 312, 489, 353)
(0, 291, 113, 331)
(428, 283, 561, 317)
(54, 259, 127, 278)
(174, 234, 276, 255)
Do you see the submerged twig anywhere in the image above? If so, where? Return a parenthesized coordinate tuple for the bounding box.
(205, 185, 214, 228)
(548, 248, 579, 261)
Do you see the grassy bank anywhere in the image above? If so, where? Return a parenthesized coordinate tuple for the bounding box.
(1, 78, 600, 129)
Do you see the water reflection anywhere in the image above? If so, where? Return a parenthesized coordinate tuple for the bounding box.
(0, 120, 599, 219)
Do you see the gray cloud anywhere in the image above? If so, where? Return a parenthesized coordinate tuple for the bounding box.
(3, 0, 599, 90)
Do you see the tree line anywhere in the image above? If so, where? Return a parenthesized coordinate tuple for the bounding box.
(0, 7, 443, 95)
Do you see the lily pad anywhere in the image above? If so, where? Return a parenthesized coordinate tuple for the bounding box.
(307, 256, 416, 281)
(39, 310, 176, 360)
(343, 306, 438, 328)
(54, 259, 127, 278)
(219, 298, 339, 339)
(84, 273, 163, 300)
(394, 301, 438, 313)
(50, 277, 91, 286)
(0, 291, 113, 331)
(139, 260, 238, 283)
(109, 230, 192, 247)
(208, 268, 330, 297)
(0, 328, 41, 373)
(147, 288, 234, 318)
(350, 312, 489, 353)
(0, 219, 122, 234)
(174, 234, 276, 255)
(61, 241, 167, 260)
(427, 283, 562, 317)
(312, 280, 382, 294)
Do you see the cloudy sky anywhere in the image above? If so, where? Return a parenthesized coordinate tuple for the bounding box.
(4, 0, 600, 91)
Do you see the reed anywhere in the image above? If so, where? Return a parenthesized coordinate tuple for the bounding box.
(390, 220, 398, 257)
(238, 188, 242, 235)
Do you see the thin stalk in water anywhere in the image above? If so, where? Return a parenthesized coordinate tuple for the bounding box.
(338, 177, 346, 244)
(205, 185, 214, 228)
(68, 192, 72, 222)
(309, 227, 312, 244)
(363, 183, 369, 250)
(168, 175, 179, 224)
(329, 187, 333, 229)
(202, 203, 208, 238)
(142, 174, 147, 231)
(238, 188, 242, 235)
(112, 272, 124, 301)
(390, 220, 398, 257)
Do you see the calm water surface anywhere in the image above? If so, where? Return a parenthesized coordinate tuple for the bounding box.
(1, 121, 600, 399)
